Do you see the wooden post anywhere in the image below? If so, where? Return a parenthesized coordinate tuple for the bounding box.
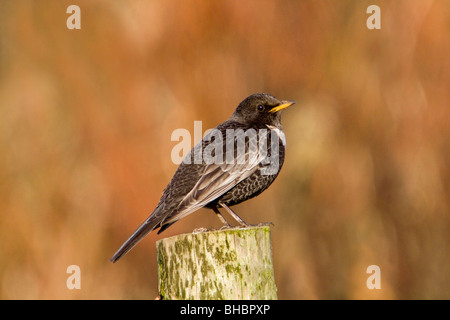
(156, 226, 277, 300)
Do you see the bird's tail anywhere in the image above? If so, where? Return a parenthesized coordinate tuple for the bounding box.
(110, 214, 162, 263)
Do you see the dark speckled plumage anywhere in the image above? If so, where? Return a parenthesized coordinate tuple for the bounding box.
(110, 93, 294, 262)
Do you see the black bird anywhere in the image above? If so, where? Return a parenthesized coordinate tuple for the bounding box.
(110, 93, 294, 262)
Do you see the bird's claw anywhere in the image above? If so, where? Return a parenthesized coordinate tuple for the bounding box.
(241, 222, 274, 228)
(192, 227, 208, 234)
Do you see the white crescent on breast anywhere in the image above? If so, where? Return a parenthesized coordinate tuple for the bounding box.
(266, 125, 286, 147)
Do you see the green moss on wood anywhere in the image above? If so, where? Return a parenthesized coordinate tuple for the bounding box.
(156, 226, 277, 300)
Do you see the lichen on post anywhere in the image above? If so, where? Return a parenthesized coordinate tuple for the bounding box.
(156, 226, 277, 300)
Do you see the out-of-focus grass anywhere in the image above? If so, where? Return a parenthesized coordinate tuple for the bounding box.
(0, 0, 449, 299)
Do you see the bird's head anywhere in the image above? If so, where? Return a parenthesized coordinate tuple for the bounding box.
(231, 93, 295, 127)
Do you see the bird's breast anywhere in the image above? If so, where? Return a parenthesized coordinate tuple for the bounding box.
(266, 125, 286, 147)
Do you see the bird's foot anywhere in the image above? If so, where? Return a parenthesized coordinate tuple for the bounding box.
(219, 224, 233, 230)
(192, 227, 209, 234)
(257, 221, 274, 227)
(239, 221, 274, 228)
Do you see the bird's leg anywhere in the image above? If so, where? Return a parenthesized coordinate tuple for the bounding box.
(219, 203, 274, 228)
(212, 207, 232, 227)
(219, 203, 250, 227)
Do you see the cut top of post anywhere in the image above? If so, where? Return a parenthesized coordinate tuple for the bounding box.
(156, 226, 277, 300)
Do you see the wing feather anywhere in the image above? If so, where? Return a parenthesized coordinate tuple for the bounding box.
(161, 135, 265, 224)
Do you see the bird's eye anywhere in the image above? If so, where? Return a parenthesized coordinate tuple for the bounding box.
(257, 105, 264, 111)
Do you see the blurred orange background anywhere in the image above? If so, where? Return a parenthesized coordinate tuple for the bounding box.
(1, 0, 449, 299)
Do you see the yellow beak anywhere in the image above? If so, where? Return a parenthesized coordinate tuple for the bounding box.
(269, 100, 295, 113)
